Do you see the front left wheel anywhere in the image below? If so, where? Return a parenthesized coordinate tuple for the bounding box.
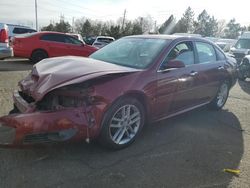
(99, 97, 145, 150)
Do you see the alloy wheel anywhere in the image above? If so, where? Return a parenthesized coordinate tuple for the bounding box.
(109, 104, 141, 145)
(216, 83, 228, 108)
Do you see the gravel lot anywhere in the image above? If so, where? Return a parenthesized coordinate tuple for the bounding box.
(0, 60, 250, 188)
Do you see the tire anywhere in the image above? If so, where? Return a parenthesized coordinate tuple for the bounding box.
(98, 97, 145, 150)
(31, 50, 48, 63)
(208, 81, 230, 110)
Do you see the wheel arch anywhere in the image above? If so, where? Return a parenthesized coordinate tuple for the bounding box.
(30, 48, 49, 58)
(116, 90, 151, 122)
(243, 55, 250, 63)
(99, 90, 151, 129)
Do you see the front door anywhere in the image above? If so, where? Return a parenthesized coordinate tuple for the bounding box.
(156, 41, 200, 118)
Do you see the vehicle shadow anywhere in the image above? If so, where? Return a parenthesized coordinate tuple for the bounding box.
(0, 58, 32, 71)
(238, 79, 250, 94)
(0, 107, 243, 188)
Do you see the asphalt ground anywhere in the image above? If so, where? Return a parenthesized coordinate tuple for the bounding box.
(0, 59, 249, 188)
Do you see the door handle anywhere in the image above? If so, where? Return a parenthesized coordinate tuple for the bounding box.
(190, 71, 198, 76)
(218, 66, 224, 70)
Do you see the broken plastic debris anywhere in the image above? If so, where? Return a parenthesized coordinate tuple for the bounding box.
(223, 169, 240, 176)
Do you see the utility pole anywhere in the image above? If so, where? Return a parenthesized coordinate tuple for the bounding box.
(121, 9, 127, 31)
(72, 17, 75, 33)
(154, 20, 157, 33)
(35, 0, 38, 31)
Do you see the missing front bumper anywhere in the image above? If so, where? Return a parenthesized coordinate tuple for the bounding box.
(23, 128, 77, 144)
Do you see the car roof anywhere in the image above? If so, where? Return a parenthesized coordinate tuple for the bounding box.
(38, 31, 70, 35)
(0, 23, 33, 29)
(14, 31, 75, 39)
(125, 34, 211, 42)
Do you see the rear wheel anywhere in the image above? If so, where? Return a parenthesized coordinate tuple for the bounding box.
(208, 81, 229, 110)
(31, 50, 48, 63)
(99, 97, 145, 150)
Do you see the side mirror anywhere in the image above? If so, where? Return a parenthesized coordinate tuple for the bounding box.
(166, 59, 185, 69)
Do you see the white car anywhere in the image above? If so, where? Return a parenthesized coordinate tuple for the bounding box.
(85, 36, 115, 49)
(230, 32, 250, 64)
(92, 36, 115, 48)
(0, 23, 13, 59)
(7, 24, 36, 38)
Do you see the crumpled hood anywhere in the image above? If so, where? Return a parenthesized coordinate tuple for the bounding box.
(19, 56, 140, 101)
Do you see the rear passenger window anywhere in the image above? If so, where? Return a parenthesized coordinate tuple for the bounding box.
(195, 42, 216, 63)
(40, 34, 65, 43)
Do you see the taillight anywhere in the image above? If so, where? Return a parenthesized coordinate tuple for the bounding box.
(0, 29, 9, 43)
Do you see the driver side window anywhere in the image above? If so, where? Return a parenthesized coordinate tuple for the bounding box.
(161, 41, 195, 69)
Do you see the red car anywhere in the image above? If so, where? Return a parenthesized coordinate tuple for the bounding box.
(0, 35, 237, 149)
(12, 31, 97, 63)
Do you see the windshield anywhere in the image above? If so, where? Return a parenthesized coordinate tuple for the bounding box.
(90, 37, 170, 69)
(235, 39, 250, 49)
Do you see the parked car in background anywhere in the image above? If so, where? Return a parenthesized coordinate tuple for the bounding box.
(12, 31, 98, 63)
(230, 32, 250, 64)
(0, 23, 13, 59)
(92, 36, 115, 48)
(84, 36, 115, 48)
(238, 55, 250, 80)
(215, 39, 237, 52)
(7, 24, 36, 38)
(0, 35, 237, 149)
(241, 32, 250, 38)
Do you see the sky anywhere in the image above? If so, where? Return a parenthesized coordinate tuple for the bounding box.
(0, 0, 249, 29)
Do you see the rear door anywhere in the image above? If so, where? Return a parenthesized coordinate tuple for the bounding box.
(156, 41, 201, 118)
(194, 41, 227, 103)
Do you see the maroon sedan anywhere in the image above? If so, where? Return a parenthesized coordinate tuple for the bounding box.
(0, 35, 237, 149)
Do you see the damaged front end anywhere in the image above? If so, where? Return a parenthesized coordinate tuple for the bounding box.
(0, 82, 105, 147)
(0, 57, 140, 147)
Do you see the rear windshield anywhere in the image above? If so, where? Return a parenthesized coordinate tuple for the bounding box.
(96, 38, 114, 43)
(13, 27, 36, 34)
